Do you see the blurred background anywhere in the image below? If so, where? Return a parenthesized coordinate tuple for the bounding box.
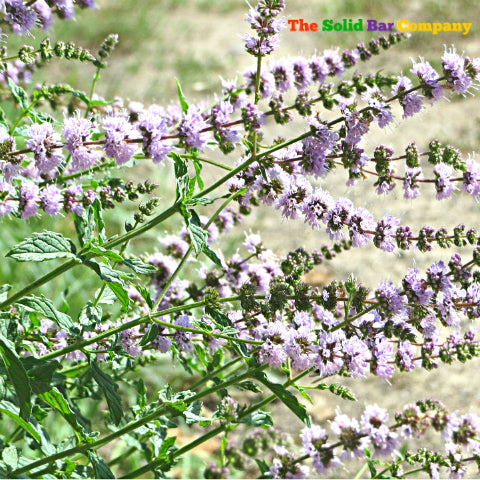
(3, 0, 480, 477)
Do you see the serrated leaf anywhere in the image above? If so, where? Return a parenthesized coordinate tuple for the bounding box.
(84, 261, 132, 310)
(95, 287, 117, 305)
(90, 361, 123, 426)
(183, 400, 211, 425)
(187, 218, 208, 255)
(240, 409, 273, 427)
(88, 246, 124, 263)
(88, 452, 116, 479)
(255, 459, 270, 475)
(79, 302, 102, 329)
(6, 231, 77, 262)
(158, 385, 195, 413)
(175, 78, 189, 114)
(252, 371, 310, 426)
(0, 400, 41, 443)
(23, 356, 61, 393)
(107, 282, 130, 311)
(123, 258, 157, 275)
(18, 295, 78, 336)
(0, 285, 11, 303)
(2, 445, 18, 470)
(134, 285, 154, 308)
(8, 78, 29, 110)
(74, 206, 96, 247)
(0, 334, 32, 420)
(38, 387, 93, 443)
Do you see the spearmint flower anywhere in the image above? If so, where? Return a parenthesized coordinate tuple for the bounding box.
(291, 56, 313, 90)
(63, 184, 83, 215)
(270, 58, 294, 92)
(324, 197, 354, 241)
(461, 157, 480, 196)
(5, 0, 38, 34)
(64, 116, 100, 171)
(286, 326, 318, 370)
(301, 117, 338, 177)
(434, 162, 455, 199)
(178, 111, 210, 151)
(19, 181, 39, 219)
(411, 58, 444, 102)
(138, 109, 172, 163)
(27, 123, 63, 175)
(372, 337, 395, 380)
(0, 182, 15, 216)
(349, 207, 375, 247)
(392, 76, 423, 119)
(442, 47, 471, 94)
(343, 336, 371, 377)
(301, 187, 334, 229)
(301, 424, 342, 474)
(244, 232, 262, 253)
(40, 184, 63, 216)
(375, 281, 405, 318)
(373, 215, 400, 252)
(33, 0, 53, 30)
(103, 115, 136, 165)
(403, 166, 423, 199)
(254, 320, 291, 367)
(330, 413, 369, 458)
(173, 315, 195, 352)
(361, 404, 398, 454)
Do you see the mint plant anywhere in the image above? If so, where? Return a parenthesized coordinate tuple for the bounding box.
(0, 1, 480, 478)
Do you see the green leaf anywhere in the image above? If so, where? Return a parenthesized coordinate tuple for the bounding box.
(92, 198, 106, 244)
(138, 323, 160, 347)
(88, 246, 124, 263)
(0, 400, 41, 443)
(72, 90, 90, 105)
(23, 356, 62, 393)
(0, 285, 11, 303)
(158, 385, 195, 414)
(175, 78, 189, 114)
(88, 452, 116, 479)
(8, 78, 29, 110)
(204, 245, 223, 267)
(18, 295, 79, 336)
(192, 158, 204, 190)
(83, 260, 132, 310)
(186, 210, 208, 255)
(240, 409, 273, 427)
(0, 334, 32, 420)
(252, 371, 310, 426)
(38, 387, 94, 443)
(74, 206, 96, 247)
(79, 302, 102, 329)
(0, 106, 9, 130)
(183, 400, 211, 425)
(123, 258, 157, 275)
(6, 231, 77, 262)
(255, 459, 270, 475)
(2, 445, 18, 470)
(90, 361, 123, 426)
